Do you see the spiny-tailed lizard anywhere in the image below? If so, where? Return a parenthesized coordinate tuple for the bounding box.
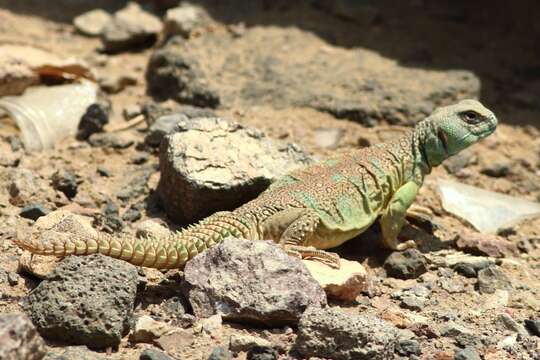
(14, 100, 497, 269)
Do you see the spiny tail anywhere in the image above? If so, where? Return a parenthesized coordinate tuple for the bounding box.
(13, 212, 252, 269)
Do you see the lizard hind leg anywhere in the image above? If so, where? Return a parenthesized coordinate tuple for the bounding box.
(270, 208, 341, 269)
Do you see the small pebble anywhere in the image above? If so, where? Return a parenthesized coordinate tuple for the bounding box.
(454, 347, 481, 360)
(7, 272, 19, 286)
(140, 348, 174, 360)
(207, 346, 232, 360)
(20, 204, 49, 220)
(396, 339, 421, 356)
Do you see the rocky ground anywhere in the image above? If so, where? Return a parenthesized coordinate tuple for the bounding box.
(0, 1, 539, 359)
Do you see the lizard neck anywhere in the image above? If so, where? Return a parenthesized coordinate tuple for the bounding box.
(386, 123, 434, 185)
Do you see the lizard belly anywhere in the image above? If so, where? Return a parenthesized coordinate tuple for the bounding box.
(307, 216, 377, 250)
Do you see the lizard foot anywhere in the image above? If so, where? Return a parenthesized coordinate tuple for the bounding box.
(285, 245, 341, 269)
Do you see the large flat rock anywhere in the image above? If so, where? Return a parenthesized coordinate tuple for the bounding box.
(147, 27, 479, 126)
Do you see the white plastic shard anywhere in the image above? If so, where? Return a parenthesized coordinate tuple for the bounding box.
(0, 81, 98, 151)
(437, 179, 540, 234)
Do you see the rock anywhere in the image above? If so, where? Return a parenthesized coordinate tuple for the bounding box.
(454, 347, 481, 360)
(480, 160, 511, 178)
(496, 313, 527, 336)
(164, 3, 211, 38)
(145, 113, 188, 147)
(199, 314, 222, 336)
(456, 231, 519, 258)
(123, 104, 142, 120)
(140, 348, 174, 360)
(7, 272, 19, 286)
(146, 27, 479, 126)
(396, 339, 422, 356)
(122, 204, 142, 222)
(98, 73, 137, 94)
(229, 334, 272, 353)
(157, 117, 313, 223)
(207, 346, 232, 360)
(135, 220, 172, 239)
(294, 307, 399, 360)
(23, 254, 138, 349)
(477, 266, 512, 294)
(153, 329, 194, 356)
(77, 97, 111, 140)
(440, 322, 474, 338)
(20, 204, 49, 220)
(303, 258, 369, 302)
(73, 9, 112, 37)
(88, 133, 134, 149)
(182, 237, 326, 326)
(0, 313, 46, 360)
(443, 149, 474, 174)
(313, 127, 344, 149)
(98, 199, 124, 233)
(0, 51, 38, 96)
(392, 285, 431, 312)
(130, 315, 174, 343)
(383, 249, 427, 279)
(8, 168, 50, 206)
(525, 319, 540, 337)
(246, 346, 278, 360)
(102, 2, 162, 53)
(51, 170, 79, 199)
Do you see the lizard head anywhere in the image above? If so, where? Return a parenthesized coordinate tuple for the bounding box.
(421, 99, 497, 166)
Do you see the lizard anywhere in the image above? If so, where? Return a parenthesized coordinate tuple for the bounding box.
(13, 99, 498, 269)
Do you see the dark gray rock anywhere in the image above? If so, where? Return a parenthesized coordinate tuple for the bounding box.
(477, 266, 512, 294)
(23, 254, 138, 349)
(182, 237, 326, 326)
(383, 249, 427, 279)
(20, 204, 49, 220)
(246, 346, 278, 360)
(51, 170, 79, 199)
(396, 339, 421, 356)
(480, 160, 511, 178)
(454, 347, 481, 360)
(0, 313, 46, 360)
(207, 346, 232, 360)
(294, 307, 398, 360)
(146, 27, 479, 126)
(157, 117, 313, 224)
(525, 319, 540, 337)
(77, 98, 111, 140)
(140, 348, 174, 360)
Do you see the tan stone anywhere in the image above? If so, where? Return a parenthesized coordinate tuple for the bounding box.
(303, 258, 369, 302)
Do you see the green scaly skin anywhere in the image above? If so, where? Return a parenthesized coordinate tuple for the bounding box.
(14, 100, 498, 269)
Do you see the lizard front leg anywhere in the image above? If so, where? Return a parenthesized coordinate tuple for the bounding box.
(262, 208, 341, 268)
(380, 181, 420, 251)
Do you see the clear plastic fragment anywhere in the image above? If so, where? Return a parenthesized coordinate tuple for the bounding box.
(437, 179, 540, 233)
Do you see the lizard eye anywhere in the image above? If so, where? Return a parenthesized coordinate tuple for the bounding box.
(460, 110, 482, 124)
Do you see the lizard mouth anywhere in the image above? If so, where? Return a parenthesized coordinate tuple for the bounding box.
(437, 129, 449, 155)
